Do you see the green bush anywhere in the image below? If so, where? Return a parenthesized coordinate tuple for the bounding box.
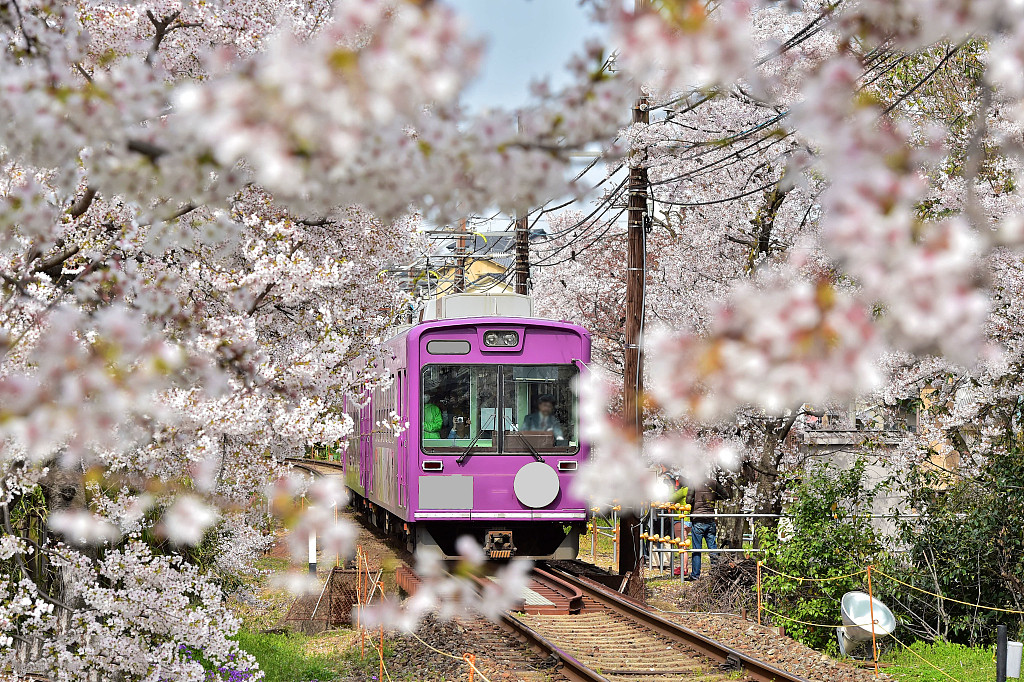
(892, 438, 1024, 645)
(757, 459, 883, 650)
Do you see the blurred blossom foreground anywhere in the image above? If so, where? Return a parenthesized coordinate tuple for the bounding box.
(3, 0, 1024, 679)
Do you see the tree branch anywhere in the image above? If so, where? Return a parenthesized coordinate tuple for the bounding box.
(127, 138, 167, 162)
(32, 245, 81, 279)
(170, 203, 197, 221)
(146, 9, 180, 64)
(74, 62, 93, 84)
(69, 187, 96, 219)
(247, 283, 274, 315)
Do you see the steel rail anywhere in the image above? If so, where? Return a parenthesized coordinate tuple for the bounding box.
(399, 563, 607, 681)
(543, 565, 811, 682)
(282, 457, 346, 477)
(497, 613, 611, 682)
(532, 567, 584, 614)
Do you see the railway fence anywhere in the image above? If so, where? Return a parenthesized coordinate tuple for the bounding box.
(755, 561, 1024, 680)
(288, 453, 1024, 679)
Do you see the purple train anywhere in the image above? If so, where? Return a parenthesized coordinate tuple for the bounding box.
(342, 294, 591, 560)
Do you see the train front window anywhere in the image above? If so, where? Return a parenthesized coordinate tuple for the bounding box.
(501, 365, 579, 453)
(421, 364, 579, 453)
(421, 365, 499, 451)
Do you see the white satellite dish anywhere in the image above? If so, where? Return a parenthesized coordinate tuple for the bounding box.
(836, 591, 896, 658)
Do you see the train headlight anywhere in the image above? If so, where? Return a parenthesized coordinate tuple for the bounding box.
(484, 330, 519, 347)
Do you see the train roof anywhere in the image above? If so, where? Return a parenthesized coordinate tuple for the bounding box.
(387, 315, 590, 343)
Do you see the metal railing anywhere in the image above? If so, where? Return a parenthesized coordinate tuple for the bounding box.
(646, 507, 782, 584)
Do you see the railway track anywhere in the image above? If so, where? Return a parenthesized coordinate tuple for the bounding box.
(497, 564, 811, 682)
(287, 457, 808, 682)
(283, 456, 346, 478)
(398, 560, 809, 682)
(396, 565, 584, 616)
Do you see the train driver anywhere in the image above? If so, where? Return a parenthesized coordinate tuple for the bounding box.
(423, 394, 443, 439)
(522, 394, 566, 445)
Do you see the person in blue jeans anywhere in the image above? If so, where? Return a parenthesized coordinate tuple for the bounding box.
(688, 520, 717, 579)
(685, 473, 728, 581)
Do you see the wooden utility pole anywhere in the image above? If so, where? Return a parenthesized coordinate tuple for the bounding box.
(619, 0, 649, 577)
(514, 212, 529, 295)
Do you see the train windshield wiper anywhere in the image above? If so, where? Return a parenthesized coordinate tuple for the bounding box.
(508, 427, 544, 463)
(456, 431, 484, 465)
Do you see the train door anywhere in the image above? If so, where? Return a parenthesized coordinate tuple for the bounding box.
(360, 398, 372, 493)
(396, 369, 408, 509)
(344, 397, 363, 496)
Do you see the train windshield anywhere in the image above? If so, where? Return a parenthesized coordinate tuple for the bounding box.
(421, 365, 500, 452)
(420, 364, 578, 454)
(501, 365, 579, 453)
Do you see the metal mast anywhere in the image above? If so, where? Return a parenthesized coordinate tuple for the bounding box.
(514, 212, 530, 295)
(455, 217, 467, 293)
(515, 116, 530, 295)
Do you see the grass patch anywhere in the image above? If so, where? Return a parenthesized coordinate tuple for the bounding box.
(581, 516, 618, 566)
(336, 636, 397, 679)
(883, 640, 993, 682)
(255, 555, 291, 573)
(237, 630, 339, 682)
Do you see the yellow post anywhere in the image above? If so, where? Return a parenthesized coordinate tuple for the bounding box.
(357, 547, 365, 658)
(867, 565, 879, 676)
(756, 561, 763, 625)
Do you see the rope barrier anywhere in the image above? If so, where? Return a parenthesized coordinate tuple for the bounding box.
(760, 606, 865, 630)
(757, 561, 1019, 675)
(873, 568, 1024, 615)
(762, 604, 963, 681)
(867, 565, 879, 675)
(406, 628, 494, 682)
(760, 565, 868, 582)
(352, 547, 495, 682)
(887, 632, 961, 682)
(352, 547, 394, 682)
(379, 624, 388, 682)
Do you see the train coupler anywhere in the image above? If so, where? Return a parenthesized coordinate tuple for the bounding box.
(484, 530, 516, 559)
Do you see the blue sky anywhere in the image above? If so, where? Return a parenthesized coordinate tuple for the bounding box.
(446, 0, 606, 112)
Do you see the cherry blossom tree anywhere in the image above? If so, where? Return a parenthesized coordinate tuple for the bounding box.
(5, 0, 1024, 675)
(538, 0, 1024, 533)
(1, 0, 631, 676)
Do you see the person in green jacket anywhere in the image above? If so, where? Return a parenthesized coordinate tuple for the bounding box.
(668, 477, 690, 577)
(423, 397, 443, 439)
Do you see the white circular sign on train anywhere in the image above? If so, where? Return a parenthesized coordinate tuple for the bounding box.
(513, 462, 560, 508)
